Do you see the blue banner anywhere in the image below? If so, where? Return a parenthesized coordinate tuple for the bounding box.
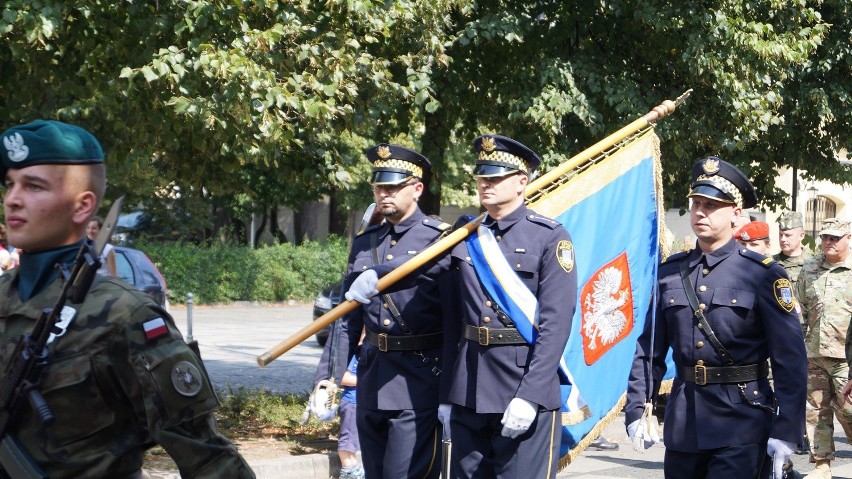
(527, 130, 669, 464)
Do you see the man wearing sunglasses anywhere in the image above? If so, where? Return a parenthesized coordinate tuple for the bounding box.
(795, 217, 852, 479)
(336, 143, 450, 479)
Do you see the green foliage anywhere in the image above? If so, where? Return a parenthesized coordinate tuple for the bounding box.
(141, 236, 348, 304)
(215, 387, 307, 430)
(0, 0, 849, 226)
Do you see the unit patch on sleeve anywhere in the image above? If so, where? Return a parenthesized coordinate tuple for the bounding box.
(773, 278, 795, 312)
(171, 360, 204, 397)
(556, 240, 575, 273)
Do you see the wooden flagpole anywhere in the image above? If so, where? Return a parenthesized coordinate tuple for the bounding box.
(257, 91, 691, 367)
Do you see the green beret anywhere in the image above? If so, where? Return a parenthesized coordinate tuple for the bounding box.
(1, 120, 104, 177)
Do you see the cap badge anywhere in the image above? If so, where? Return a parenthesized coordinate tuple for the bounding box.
(702, 158, 720, 175)
(377, 145, 392, 159)
(3, 132, 29, 162)
(481, 136, 496, 153)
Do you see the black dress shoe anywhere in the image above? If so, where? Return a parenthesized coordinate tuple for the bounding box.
(588, 436, 619, 451)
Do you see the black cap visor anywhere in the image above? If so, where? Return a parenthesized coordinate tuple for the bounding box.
(370, 169, 414, 186)
(473, 162, 524, 178)
(688, 183, 736, 204)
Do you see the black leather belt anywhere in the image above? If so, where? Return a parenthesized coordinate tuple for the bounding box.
(677, 361, 770, 385)
(364, 330, 443, 352)
(463, 325, 526, 346)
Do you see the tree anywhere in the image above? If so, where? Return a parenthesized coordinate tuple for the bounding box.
(1, 0, 848, 239)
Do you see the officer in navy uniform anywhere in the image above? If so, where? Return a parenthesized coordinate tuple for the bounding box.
(441, 135, 577, 479)
(625, 157, 807, 479)
(337, 144, 449, 478)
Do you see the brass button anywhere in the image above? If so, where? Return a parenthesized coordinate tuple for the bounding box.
(697, 323, 704, 329)
(466, 256, 471, 262)
(383, 319, 391, 326)
(495, 235, 502, 241)
(702, 268, 709, 275)
(361, 265, 368, 270)
(386, 254, 394, 260)
(753, 391, 758, 396)
(485, 300, 493, 308)
(669, 298, 675, 304)
(699, 285, 707, 292)
(390, 240, 397, 246)
(516, 264, 521, 269)
(383, 303, 388, 309)
(696, 341, 705, 348)
(698, 303, 706, 311)
(483, 317, 491, 323)
(696, 360, 704, 365)
(731, 299, 737, 304)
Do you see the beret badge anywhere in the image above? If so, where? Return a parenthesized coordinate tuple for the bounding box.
(3, 132, 29, 162)
(702, 158, 720, 175)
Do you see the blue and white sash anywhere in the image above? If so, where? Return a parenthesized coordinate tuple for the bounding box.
(466, 224, 582, 411)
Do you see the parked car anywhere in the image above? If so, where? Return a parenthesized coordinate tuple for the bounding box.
(114, 245, 168, 308)
(313, 280, 344, 346)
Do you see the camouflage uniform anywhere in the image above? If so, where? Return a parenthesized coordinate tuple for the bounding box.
(0, 271, 255, 479)
(796, 253, 852, 462)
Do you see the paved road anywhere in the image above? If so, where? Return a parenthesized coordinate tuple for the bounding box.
(171, 302, 325, 396)
(167, 303, 852, 478)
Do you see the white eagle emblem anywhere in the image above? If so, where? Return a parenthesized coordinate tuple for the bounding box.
(3, 132, 29, 162)
(582, 266, 629, 350)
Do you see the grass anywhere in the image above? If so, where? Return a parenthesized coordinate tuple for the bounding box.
(144, 387, 339, 470)
(215, 387, 338, 450)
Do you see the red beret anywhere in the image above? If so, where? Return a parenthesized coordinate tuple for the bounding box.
(735, 221, 769, 241)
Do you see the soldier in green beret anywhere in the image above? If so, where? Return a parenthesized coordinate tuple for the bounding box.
(0, 120, 255, 478)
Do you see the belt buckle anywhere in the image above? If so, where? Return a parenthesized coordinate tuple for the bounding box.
(377, 333, 388, 352)
(477, 327, 490, 346)
(694, 365, 707, 385)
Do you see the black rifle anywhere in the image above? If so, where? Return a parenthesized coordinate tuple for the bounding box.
(0, 197, 123, 479)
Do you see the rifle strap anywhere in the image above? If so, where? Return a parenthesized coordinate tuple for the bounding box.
(0, 435, 48, 479)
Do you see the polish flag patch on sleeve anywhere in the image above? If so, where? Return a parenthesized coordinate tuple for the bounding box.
(143, 317, 169, 340)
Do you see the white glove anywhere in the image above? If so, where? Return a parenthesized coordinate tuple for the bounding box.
(767, 438, 795, 479)
(500, 398, 537, 438)
(344, 269, 379, 304)
(438, 404, 452, 440)
(308, 380, 339, 422)
(626, 416, 660, 452)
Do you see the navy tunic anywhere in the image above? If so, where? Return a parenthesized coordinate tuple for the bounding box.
(443, 204, 577, 413)
(625, 239, 807, 451)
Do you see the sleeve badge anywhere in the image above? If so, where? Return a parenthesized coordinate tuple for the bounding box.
(773, 278, 795, 313)
(556, 240, 575, 273)
(171, 360, 204, 397)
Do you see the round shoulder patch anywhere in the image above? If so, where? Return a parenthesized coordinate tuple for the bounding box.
(171, 360, 204, 397)
(773, 278, 795, 313)
(556, 240, 575, 273)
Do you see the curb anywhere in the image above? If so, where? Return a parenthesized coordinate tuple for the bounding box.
(143, 452, 341, 479)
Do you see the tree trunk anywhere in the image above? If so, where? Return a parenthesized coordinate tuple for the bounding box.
(419, 69, 453, 218)
(328, 193, 348, 237)
(269, 205, 288, 244)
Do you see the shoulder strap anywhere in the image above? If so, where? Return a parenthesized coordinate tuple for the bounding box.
(370, 231, 411, 334)
(678, 260, 734, 365)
